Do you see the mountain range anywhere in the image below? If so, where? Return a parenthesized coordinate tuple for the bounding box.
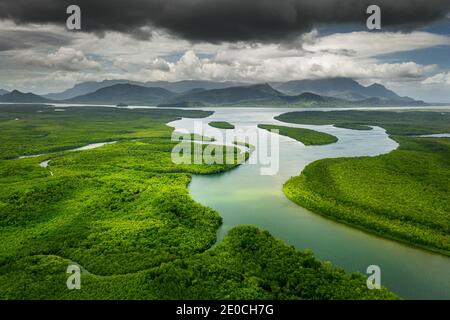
(274, 78, 415, 102)
(0, 78, 426, 107)
(0, 89, 9, 96)
(44, 79, 247, 100)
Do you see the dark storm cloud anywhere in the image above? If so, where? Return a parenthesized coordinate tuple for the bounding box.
(0, 0, 449, 42)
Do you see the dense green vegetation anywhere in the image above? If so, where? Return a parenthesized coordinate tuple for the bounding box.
(179, 133, 215, 142)
(0, 104, 213, 160)
(275, 111, 450, 135)
(0, 105, 396, 299)
(0, 226, 397, 299)
(279, 110, 450, 256)
(258, 124, 337, 145)
(209, 121, 235, 129)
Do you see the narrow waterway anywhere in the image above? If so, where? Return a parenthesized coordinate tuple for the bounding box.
(169, 107, 450, 300)
(17, 141, 117, 168)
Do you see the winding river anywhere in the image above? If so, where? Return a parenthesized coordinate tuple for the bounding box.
(169, 107, 450, 300)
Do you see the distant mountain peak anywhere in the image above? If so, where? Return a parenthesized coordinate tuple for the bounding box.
(65, 83, 173, 105)
(247, 83, 280, 93)
(0, 89, 50, 103)
(276, 77, 416, 102)
(367, 83, 384, 88)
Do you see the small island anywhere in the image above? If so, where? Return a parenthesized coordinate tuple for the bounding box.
(258, 124, 338, 145)
(209, 121, 235, 129)
(116, 102, 128, 107)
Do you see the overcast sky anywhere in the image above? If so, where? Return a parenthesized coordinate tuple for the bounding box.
(0, 0, 449, 102)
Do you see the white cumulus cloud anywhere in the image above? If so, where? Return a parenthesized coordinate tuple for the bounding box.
(130, 48, 436, 83)
(18, 47, 101, 71)
(422, 72, 450, 85)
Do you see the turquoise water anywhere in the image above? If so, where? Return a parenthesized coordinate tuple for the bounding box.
(169, 107, 450, 300)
